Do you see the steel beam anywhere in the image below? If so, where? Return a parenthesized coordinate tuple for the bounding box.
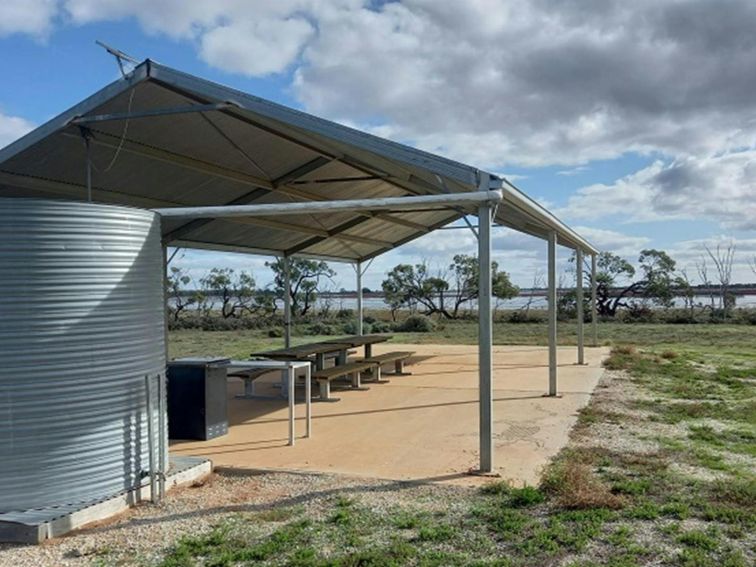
(478, 196, 494, 473)
(548, 231, 558, 396)
(576, 248, 585, 365)
(70, 103, 230, 125)
(591, 253, 598, 347)
(154, 190, 503, 219)
(284, 256, 292, 349)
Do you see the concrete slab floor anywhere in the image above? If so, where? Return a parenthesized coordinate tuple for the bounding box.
(170, 344, 609, 486)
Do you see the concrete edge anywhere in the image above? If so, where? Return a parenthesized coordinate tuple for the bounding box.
(0, 458, 212, 545)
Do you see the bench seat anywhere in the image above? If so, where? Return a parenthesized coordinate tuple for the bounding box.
(357, 351, 415, 375)
(311, 361, 379, 401)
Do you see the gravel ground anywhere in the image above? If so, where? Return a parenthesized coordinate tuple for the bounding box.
(0, 469, 475, 567)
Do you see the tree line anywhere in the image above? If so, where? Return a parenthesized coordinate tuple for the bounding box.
(167, 242, 754, 325)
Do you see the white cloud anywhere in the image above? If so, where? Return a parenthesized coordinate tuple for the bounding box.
(0, 112, 35, 149)
(0, 0, 58, 37)
(199, 17, 315, 76)
(559, 151, 756, 230)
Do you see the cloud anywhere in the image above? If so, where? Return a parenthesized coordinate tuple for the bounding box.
(557, 166, 590, 177)
(199, 17, 315, 76)
(294, 0, 756, 167)
(0, 112, 34, 149)
(0, 0, 58, 37)
(3, 1, 753, 170)
(559, 151, 756, 230)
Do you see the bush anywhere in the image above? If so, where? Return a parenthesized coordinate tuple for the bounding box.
(268, 328, 283, 338)
(617, 305, 656, 323)
(395, 314, 436, 333)
(306, 321, 337, 336)
(341, 320, 373, 335)
(370, 320, 392, 333)
(507, 310, 544, 324)
(336, 309, 354, 319)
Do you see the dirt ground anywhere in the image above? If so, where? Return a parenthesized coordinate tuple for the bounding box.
(171, 344, 608, 486)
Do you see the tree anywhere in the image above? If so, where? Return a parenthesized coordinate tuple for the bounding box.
(267, 258, 336, 317)
(199, 268, 269, 318)
(571, 250, 678, 317)
(166, 266, 195, 322)
(380, 256, 518, 319)
(705, 241, 736, 318)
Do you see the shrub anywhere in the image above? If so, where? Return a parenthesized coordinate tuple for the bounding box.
(618, 305, 656, 323)
(508, 310, 543, 324)
(268, 328, 283, 338)
(306, 322, 337, 336)
(370, 320, 392, 333)
(395, 314, 436, 333)
(341, 320, 373, 335)
(336, 308, 354, 319)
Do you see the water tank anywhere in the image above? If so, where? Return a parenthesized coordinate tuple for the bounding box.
(0, 198, 166, 512)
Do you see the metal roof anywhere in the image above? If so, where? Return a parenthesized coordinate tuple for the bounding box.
(0, 60, 598, 261)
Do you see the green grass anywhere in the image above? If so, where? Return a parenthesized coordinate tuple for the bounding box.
(168, 321, 756, 359)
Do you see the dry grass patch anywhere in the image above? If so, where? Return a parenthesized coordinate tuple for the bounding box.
(541, 460, 627, 510)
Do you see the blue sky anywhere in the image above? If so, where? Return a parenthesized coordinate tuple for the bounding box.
(0, 1, 754, 290)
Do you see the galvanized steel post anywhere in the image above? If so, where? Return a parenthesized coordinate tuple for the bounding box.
(356, 262, 364, 336)
(576, 248, 585, 365)
(478, 176, 494, 473)
(284, 255, 292, 349)
(591, 253, 598, 347)
(548, 231, 558, 396)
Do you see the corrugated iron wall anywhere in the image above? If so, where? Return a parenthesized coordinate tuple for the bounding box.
(0, 198, 166, 512)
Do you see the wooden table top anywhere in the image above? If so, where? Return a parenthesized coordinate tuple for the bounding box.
(251, 342, 352, 359)
(322, 334, 391, 347)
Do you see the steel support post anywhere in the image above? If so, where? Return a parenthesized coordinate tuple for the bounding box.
(305, 363, 312, 438)
(548, 231, 558, 396)
(576, 248, 585, 365)
(356, 261, 364, 336)
(591, 253, 598, 347)
(478, 201, 493, 473)
(284, 256, 292, 348)
(288, 365, 295, 446)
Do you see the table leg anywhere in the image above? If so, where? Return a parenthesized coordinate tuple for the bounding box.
(365, 343, 373, 358)
(337, 349, 347, 365)
(280, 369, 288, 399)
(243, 377, 255, 397)
(315, 352, 325, 371)
(288, 366, 295, 446)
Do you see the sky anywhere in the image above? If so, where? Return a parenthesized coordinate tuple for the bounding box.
(0, 0, 754, 291)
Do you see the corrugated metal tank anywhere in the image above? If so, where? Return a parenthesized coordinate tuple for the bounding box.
(0, 198, 166, 512)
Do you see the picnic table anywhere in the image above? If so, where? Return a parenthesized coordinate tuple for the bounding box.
(251, 342, 352, 371)
(322, 334, 391, 359)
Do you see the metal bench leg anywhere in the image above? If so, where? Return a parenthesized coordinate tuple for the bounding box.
(317, 379, 340, 402)
(244, 378, 255, 397)
(349, 371, 370, 391)
(394, 360, 412, 376)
